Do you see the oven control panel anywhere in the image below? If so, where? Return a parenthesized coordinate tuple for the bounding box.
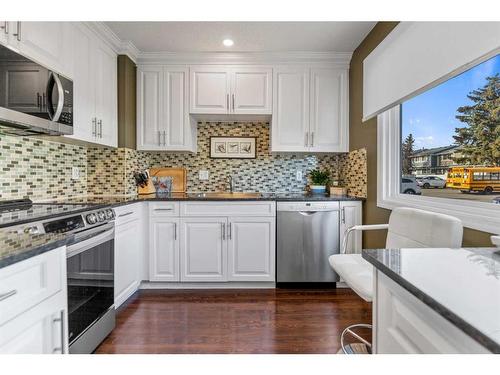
(85, 208, 115, 225)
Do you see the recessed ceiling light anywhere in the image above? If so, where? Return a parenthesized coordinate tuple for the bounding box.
(223, 39, 234, 47)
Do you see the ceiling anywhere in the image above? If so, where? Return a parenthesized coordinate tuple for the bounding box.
(105, 22, 376, 53)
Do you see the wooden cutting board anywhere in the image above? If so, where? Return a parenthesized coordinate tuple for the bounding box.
(149, 167, 187, 193)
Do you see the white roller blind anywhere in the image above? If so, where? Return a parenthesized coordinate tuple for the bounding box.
(363, 22, 500, 121)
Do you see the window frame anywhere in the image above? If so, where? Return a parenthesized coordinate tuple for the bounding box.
(377, 106, 500, 235)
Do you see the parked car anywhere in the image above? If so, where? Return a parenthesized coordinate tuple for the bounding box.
(402, 176, 422, 195)
(417, 175, 447, 189)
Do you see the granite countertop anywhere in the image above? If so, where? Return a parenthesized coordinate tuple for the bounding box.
(362, 247, 500, 353)
(0, 229, 73, 270)
(58, 192, 364, 208)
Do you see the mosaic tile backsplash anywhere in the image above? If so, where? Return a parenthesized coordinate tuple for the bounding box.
(0, 133, 87, 201)
(1, 122, 367, 201)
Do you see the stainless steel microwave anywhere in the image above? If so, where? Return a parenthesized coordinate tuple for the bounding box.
(0, 44, 73, 136)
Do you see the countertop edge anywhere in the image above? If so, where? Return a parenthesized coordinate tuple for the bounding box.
(0, 234, 73, 270)
(362, 250, 500, 354)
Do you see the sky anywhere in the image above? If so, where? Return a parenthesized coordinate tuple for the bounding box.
(401, 54, 500, 150)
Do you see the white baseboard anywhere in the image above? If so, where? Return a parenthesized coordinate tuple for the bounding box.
(140, 281, 276, 289)
(336, 282, 349, 288)
(114, 281, 140, 308)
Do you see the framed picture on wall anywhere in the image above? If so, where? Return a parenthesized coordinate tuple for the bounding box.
(210, 137, 257, 159)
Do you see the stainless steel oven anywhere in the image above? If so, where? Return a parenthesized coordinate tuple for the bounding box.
(66, 222, 115, 354)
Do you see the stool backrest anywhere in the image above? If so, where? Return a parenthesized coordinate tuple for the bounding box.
(386, 207, 463, 249)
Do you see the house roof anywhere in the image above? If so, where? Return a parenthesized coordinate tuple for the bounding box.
(411, 145, 459, 158)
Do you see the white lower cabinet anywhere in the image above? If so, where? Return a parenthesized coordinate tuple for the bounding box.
(0, 247, 68, 354)
(228, 217, 275, 281)
(115, 219, 141, 306)
(340, 201, 363, 253)
(180, 217, 227, 282)
(150, 217, 180, 282)
(148, 202, 277, 284)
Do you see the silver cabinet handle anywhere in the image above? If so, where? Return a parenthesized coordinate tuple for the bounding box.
(118, 211, 133, 218)
(222, 223, 226, 240)
(0, 289, 17, 302)
(163, 130, 166, 146)
(310, 131, 314, 147)
(228, 222, 232, 240)
(52, 311, 64, 354)
(305, 132, 309, 147)
(158, 130, 161, 146)
(12, 21, 21, 41)
(341, 207, 346, 224)
(232, 94, 235, 111)
(226, 94, 229, 111)
(98, 119, 103, 138)
(154, 208, 173, 211)
(174, 222, 177, 240)
(1, 22, 8, 34)
(92, 118, 96, 137)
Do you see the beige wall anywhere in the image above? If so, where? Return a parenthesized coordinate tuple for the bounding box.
(349, 22, 493, 248)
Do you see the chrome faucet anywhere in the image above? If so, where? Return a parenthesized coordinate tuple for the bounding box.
(228, 175, 235, 193)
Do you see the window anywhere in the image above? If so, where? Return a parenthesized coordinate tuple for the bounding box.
(400, 54, 500, 202)
(377, 53, 500, 234)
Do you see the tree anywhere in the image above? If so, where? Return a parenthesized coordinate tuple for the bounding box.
(401, 133, 415, 174)
(453, 74, 500, 166)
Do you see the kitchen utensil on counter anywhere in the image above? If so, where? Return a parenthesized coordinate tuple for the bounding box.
(152, 176, 173, 194)
(149, 168, 187, 193)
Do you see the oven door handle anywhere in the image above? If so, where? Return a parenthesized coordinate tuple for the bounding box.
(66, 227, 114, 259)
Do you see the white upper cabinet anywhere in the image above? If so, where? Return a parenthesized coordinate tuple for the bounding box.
(231, 67, 272, 114)
(189, 66, 272, 115)
(94, 42, 118, 147)
(271, 67, 310, 152)
(137, 66, 163, 150)
(309, 68, 348, 152)
(190, 66, 230, 114)
(0, 22, 72, 78)
(271, 66, 348, 153)
(137, 65, 196, 152)
(67, 23, 118, 147)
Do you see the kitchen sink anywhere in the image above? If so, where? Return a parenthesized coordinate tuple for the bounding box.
(189, 192, 262, 199)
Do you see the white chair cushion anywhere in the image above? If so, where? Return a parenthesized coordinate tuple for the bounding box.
(329, 254, 373, 302)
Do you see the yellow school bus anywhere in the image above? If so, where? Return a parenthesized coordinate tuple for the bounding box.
(446, 166, 500, 193)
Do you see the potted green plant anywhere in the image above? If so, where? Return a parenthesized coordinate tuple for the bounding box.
(308, 168, 330, 194)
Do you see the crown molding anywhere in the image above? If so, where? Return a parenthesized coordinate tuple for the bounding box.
(84, 22, 140, 63)
(136, 51, 352, 66)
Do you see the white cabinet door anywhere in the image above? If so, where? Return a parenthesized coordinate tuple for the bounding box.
(137, 66, 164, 150)
(14, 22, 70, 76)
(271, 67, 310, 152)
(340, 201, 362, 254)
(227, 217, 275, 281)
(190, 66, 230, 114)
(180, 217, 227, 282)
(309, 68, 348, 152)
(231, 67, 272, 114)
(163, 66, 195, 151)
(69, 24, 96, 143)
(115, 219, 141, 307)
(150, 217, 180, 282)
(95, 42, 117, 147)
(0, 306, 64, 354)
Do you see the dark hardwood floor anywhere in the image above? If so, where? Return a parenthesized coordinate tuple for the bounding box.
(95, 288, 372, 354)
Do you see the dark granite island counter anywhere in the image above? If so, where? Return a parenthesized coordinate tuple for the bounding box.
(363, 247, 500, 354)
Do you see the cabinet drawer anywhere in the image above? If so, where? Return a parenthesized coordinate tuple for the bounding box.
(149, 202, 180, 217)
(0, 248, 64, 326)
(114, 203, 142, 225)
(181, 201, 276, 217)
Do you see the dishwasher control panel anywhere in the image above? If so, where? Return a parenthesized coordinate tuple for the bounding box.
(276, 201, 340, 212)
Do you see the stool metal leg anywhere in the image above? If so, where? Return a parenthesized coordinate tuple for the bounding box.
(340, 323, 372, 354)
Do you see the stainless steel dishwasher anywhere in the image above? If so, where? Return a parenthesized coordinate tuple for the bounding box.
(277, 201, 340, 284)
